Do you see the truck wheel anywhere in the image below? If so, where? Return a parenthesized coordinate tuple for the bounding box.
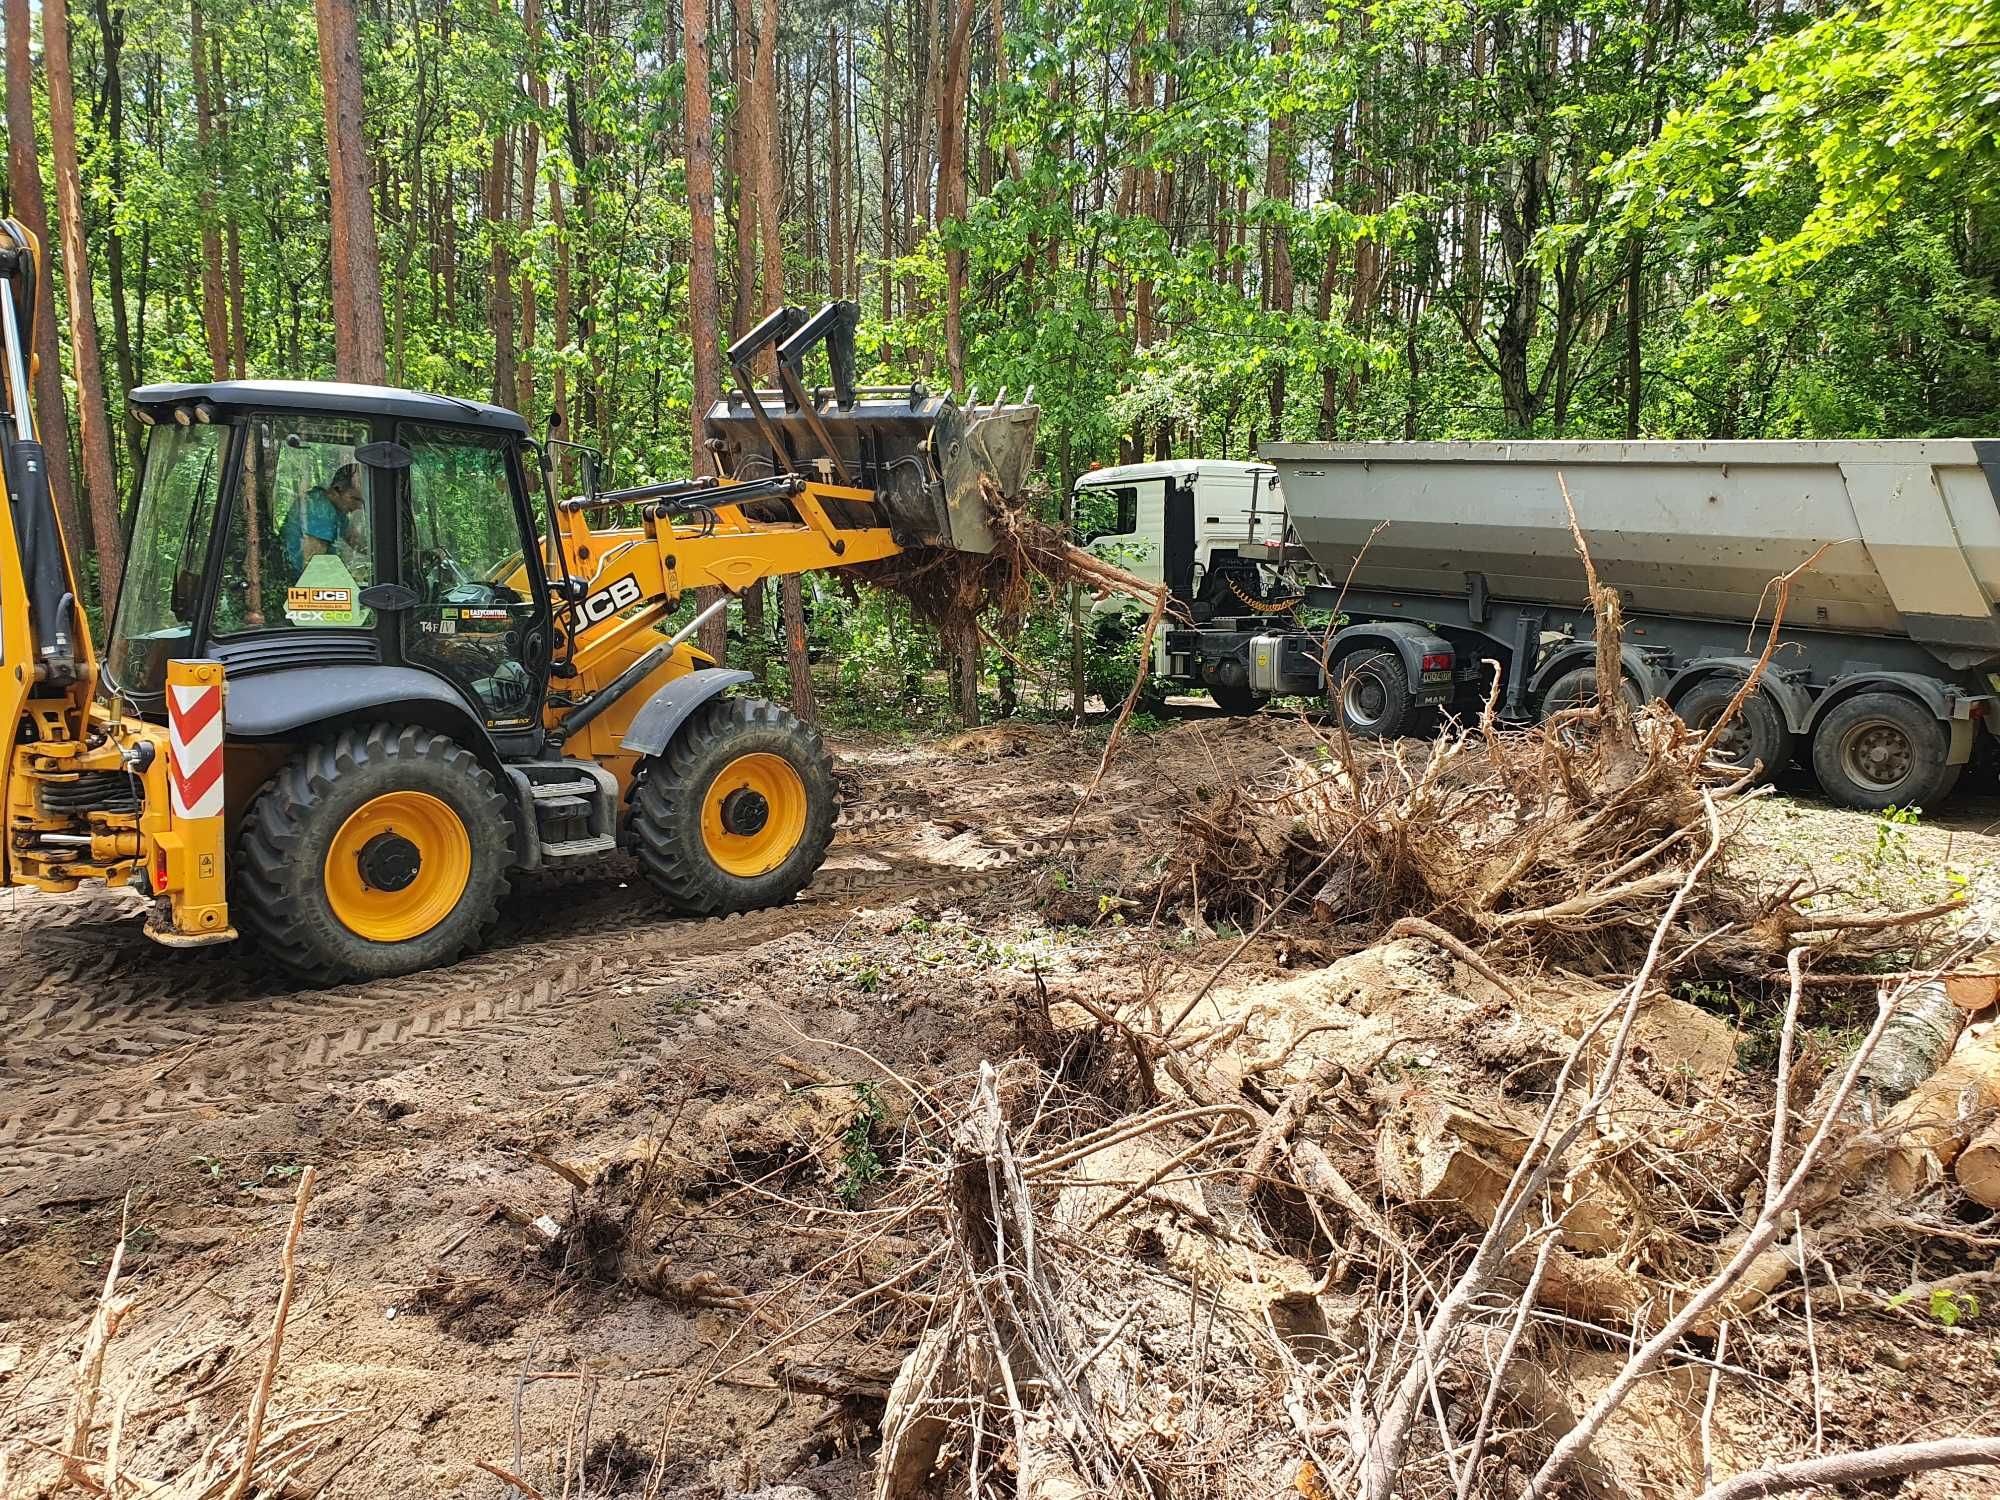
(629, 696, 837, 916)
(1540, 666, 1645, 719)
(1332, 650, 1414, 738)
(234, 724, 514, 985)
(1811, 692, 1960, 811)
(1208, 680, 1268, 717)
(1675, 678, 1794, 782)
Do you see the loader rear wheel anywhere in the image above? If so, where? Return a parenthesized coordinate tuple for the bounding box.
(234, 724, 513, 984)
(629, 696, 837, 916)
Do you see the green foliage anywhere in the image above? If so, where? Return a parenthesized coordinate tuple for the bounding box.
(835, 1081, 889, 1205)
(15, 0, 2000, 722)
(1612, 0, 2000, 306)
(1887, 1285, 1982, 1326)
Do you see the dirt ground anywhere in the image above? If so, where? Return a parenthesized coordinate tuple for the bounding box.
(3, 713, 1998, 1498)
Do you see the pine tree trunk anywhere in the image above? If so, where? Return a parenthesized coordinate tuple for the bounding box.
(518, 0, 544, 417)
(951, 615, 979, 727)
(780, 575, 814, 719)
(730, 0, 758, 341)
(315, 0, 388, 382)
(754, 0, 784, 343)
(89, 0, 143, 478)
(190, 3, 229, 379)
(686, 0, 730, 665)
(3, 0, 84, 551)
(548, 166, 572, 490)
(488, 121, 517, 411)
(826, 22, 842, 301)
(937, 0, 976, 391)
(42, 0, 123, 606)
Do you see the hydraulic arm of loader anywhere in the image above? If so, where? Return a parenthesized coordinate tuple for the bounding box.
(0, 220, 232, 942)
(533, 300, 1038, 760)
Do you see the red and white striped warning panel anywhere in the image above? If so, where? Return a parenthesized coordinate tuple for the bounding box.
(168, 680, 225, 820)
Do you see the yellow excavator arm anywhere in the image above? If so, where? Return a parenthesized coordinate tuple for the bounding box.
(0, 220, 233, 941)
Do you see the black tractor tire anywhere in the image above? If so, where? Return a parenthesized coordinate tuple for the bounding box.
(629, 695, 838, 916)
(1675, 677, 1795, 782)
(234, 724, 514, 985)
(1208, 679, 1269, 717)
(1331, 649, 1415, 738)
(1811, 692, 1960, 812)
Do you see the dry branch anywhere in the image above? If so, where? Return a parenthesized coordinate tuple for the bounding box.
(1694, 1435, 2000, 1500)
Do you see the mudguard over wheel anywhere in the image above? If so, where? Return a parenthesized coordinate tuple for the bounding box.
(234, 724, 514, 984)
(629, 695, 838, 916)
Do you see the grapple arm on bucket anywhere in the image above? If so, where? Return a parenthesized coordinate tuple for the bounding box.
(703, 299, 1038, 556)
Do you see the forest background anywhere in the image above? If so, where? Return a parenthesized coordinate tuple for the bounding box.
(3, 0, 1997, 722)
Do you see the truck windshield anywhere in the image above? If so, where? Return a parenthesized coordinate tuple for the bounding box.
(105, 422, 229, 699)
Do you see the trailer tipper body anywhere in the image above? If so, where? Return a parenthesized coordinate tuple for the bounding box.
(1077, 441, 2000, 810)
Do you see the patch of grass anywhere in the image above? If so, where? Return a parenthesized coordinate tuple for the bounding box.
(835, 1082, 889, 1206)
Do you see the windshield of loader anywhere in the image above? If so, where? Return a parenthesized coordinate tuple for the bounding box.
(106, 422, 229, 698)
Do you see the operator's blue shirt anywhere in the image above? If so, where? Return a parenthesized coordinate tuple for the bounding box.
(280, 488, 343, 574)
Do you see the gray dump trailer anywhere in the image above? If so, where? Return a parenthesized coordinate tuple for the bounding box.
(1086, 440, 2000, 810)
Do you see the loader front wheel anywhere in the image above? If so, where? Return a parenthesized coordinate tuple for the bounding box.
(234, 724, 513, 984)
(629, 696, 837, 916)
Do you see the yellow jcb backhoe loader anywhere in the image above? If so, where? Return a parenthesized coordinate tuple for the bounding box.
(0, 221, 1036, 983)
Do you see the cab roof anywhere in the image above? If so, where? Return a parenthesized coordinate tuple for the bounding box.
(128, 379, 530, 436)
(1073, 458, 1274, 488)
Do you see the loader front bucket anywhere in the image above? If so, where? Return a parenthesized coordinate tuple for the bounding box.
(702, 300, 1040, 557)
(704, 391, 1040, 556)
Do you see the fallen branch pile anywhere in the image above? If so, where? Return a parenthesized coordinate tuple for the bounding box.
(1162, 692, 1951, 989)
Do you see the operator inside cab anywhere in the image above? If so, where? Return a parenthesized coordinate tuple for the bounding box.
(281, 462, 368, 574)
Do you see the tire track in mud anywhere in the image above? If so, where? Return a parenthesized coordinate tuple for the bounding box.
(0, 798, 1059, 1202)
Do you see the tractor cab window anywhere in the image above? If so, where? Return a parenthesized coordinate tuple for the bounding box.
(400, 424, 544, 727)
(106, 422, 229, 697)
(211, 414, 375, 635)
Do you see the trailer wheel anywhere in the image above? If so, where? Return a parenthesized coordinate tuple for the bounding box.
(1208, 680, 1268, 717)
(1811, 692, 1959, 811)
(1675, 678, 1794, 782)
(1331, 650, 1415, 738)
(234, 724, 514, 984)
(1540, 666, 1644, 719)
(629, 696, 837, 915)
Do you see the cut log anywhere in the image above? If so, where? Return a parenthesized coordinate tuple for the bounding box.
(1375, 1092, 1650, 1255)
(1945, 943, 2000, 1012)
(1870, 1025, 2000, 1200)
(1955, 1119, 2000, 1209)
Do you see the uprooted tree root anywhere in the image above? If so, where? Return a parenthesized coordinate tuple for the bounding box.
(1160, 702, 1953, 987)
(852, 476, 1165, 640)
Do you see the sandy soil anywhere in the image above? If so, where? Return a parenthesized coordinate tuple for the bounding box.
(2, 715, 1997, 1498)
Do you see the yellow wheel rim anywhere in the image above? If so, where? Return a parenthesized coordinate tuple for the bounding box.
(323, 791, 473, 942)
(700, 752, 808, 877)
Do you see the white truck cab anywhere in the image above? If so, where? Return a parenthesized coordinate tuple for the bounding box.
(1073, 459, 1280, 603)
